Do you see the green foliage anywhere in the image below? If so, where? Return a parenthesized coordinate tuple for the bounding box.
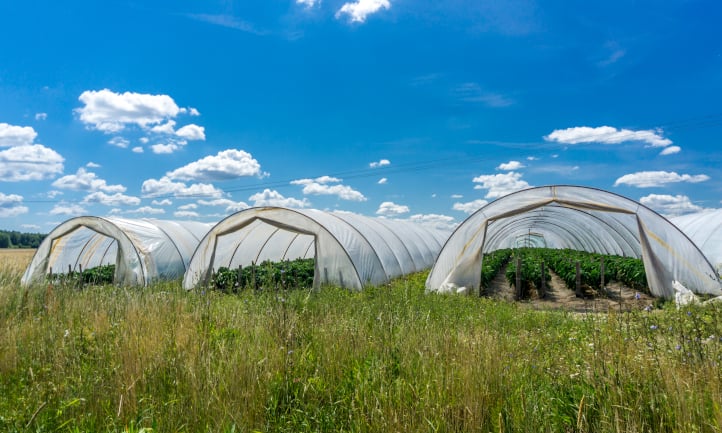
(505, 248, 551, 298)
(0, 229, 45, 249)
(48, 264, 116, 286)
(480, 249, 512, 290)
(1, 264, 721, 432)
(210, 258, 315, 292)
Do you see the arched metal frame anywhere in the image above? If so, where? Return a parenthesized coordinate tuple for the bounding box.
(426, 185, 722, 298)
(183, 207, 451, 291)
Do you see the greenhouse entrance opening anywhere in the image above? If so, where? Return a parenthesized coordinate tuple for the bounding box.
(427, 186, 722, 299)
(208, 218, 318, 292)
(46, 225, 120, 285)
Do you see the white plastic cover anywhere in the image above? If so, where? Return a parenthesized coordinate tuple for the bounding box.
(426, 186, 722, 298)
(21, 217, 213, 286)
(183, 207, 451, 290)
(671, 209, 722, 277)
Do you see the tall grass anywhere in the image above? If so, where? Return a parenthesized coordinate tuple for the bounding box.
(0, 258, 720, 432)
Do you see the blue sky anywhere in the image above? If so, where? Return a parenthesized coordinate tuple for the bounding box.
(1, 0, 721, 233)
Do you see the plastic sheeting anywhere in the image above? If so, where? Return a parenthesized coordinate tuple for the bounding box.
(183, 207, 451, 290)
(22, 217, 213, 286)
(671, 209, 722, 277)
(426, 186, 722, 298)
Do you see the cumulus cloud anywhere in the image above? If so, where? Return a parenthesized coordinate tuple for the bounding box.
(50, 202, 87, 216)
(291, 176, 366, 201)
(52, 168, 126, 193)
(108, 137, 130, 148)
(544, 126, 672, 147)
(175, 124, 206, 141)
(150, 141, 186, 154)
(297, 0, 319, 7)
(0, 144, 64, 181)
(76, 89, 182, 133)
(659, 145, 681, 156)
(82, 191, 141, 206)
(132, 146, 144, 153)
(452, 198, 488, 214)
(249, 189, 310, 208)
(639, 194, 703, 216)
(166, 149, 263, 181)
(404, 213, 458, 231)
(613, 171, 709, 188)
(197, 198, 248, 213)
(125, 206, 165, 215)
(472, 171, 531, 199)
(369, 158, 390, 168)
(376, 201, 410, 216)
(86, 162, 101, 168)
(178, 203, 197, 210)
(0, 193, 28, 217)
(152, 199, 172, 206)
(141, 176, 225, 198)
(0, 123, 37, 147)
(150, 121, 176, 135)
(35, 113, 47, 121)
(174, 210, 200, 218)
(497, 160, 525, 171)
(377, 177, 387, 184)
(336, 0, 390, 22)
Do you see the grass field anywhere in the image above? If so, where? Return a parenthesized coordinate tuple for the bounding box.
(0, 249, 721, 432)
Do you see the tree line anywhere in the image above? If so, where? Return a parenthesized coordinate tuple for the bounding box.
(0, 230, 46, 249)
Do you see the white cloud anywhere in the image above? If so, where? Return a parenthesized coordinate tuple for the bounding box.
(297, 0, 318, 7)
(152, 199, 173, 206)
(0, 193, 28, 217)
(0, 144, 64, 181)
(544, 126, 672, 147)
(174, 210, 200, 218)
(108, 136, 129, 148)
(132, 146, 144, 153)
(21, 224, 40, 230)
(76, 89, 182, 133)
(472, 171, 531, 199)
(126, 206, 165, 215)
(86, 162, 101, 168)
(166, 149, 263, 181)
(175, 124, 206, 141)
(188, 107, 200, 116)
(178, 203, 198, 211)
(151, 141, 186, 154)
(52, 168, 126, 193)
(369, 158, 390, 168)
(0, 123, 37, 147)
(377, 177, 387, 184)
(139, 137, 149, 144)
(249, 189, 310, 208)
(452, 198, 488, 214)
(613, 171, 710, 188)
(150, 120, 176, 135)
(50, 202, 87, 216)
(527, 156, 539, 161)
(497, 160, 525, 171)
(404, 213, 458, 231)
(291, 176, 366, 201)
(35, 113, 47, 121)
(141, 176, 225, 198)
(82, 191, 141, 206)
(376, 201, 410, 216)
(47, 190, 63, 198)
(639, 194, 703, 216)
(197, 198, 248, 212)
(336, 0, 390, 23)
(659, 145, 681, 156)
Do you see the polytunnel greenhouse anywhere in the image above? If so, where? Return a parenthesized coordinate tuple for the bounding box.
(671, 209, 722, 277)
(183, 207, 450, 291)
(22, 217, 213, 286)
(426, 185, 722, 299)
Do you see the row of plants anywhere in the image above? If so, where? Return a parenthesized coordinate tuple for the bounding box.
(505, 248, 551, 298)
(210, 258, 315, 292)
(537, 248, 648, 292)
(46, 264, 116, 286)
(479, 248, 512, 289)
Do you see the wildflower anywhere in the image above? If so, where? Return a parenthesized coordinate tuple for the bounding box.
(676, 345, 682, 350)
(650, 325, 658, 330)
(635, 292, 641, 300)
(64, 329, 70, 338)
(644, 305, 653, 312)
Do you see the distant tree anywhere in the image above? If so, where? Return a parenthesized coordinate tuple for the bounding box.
(0, 233, 10, 248)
